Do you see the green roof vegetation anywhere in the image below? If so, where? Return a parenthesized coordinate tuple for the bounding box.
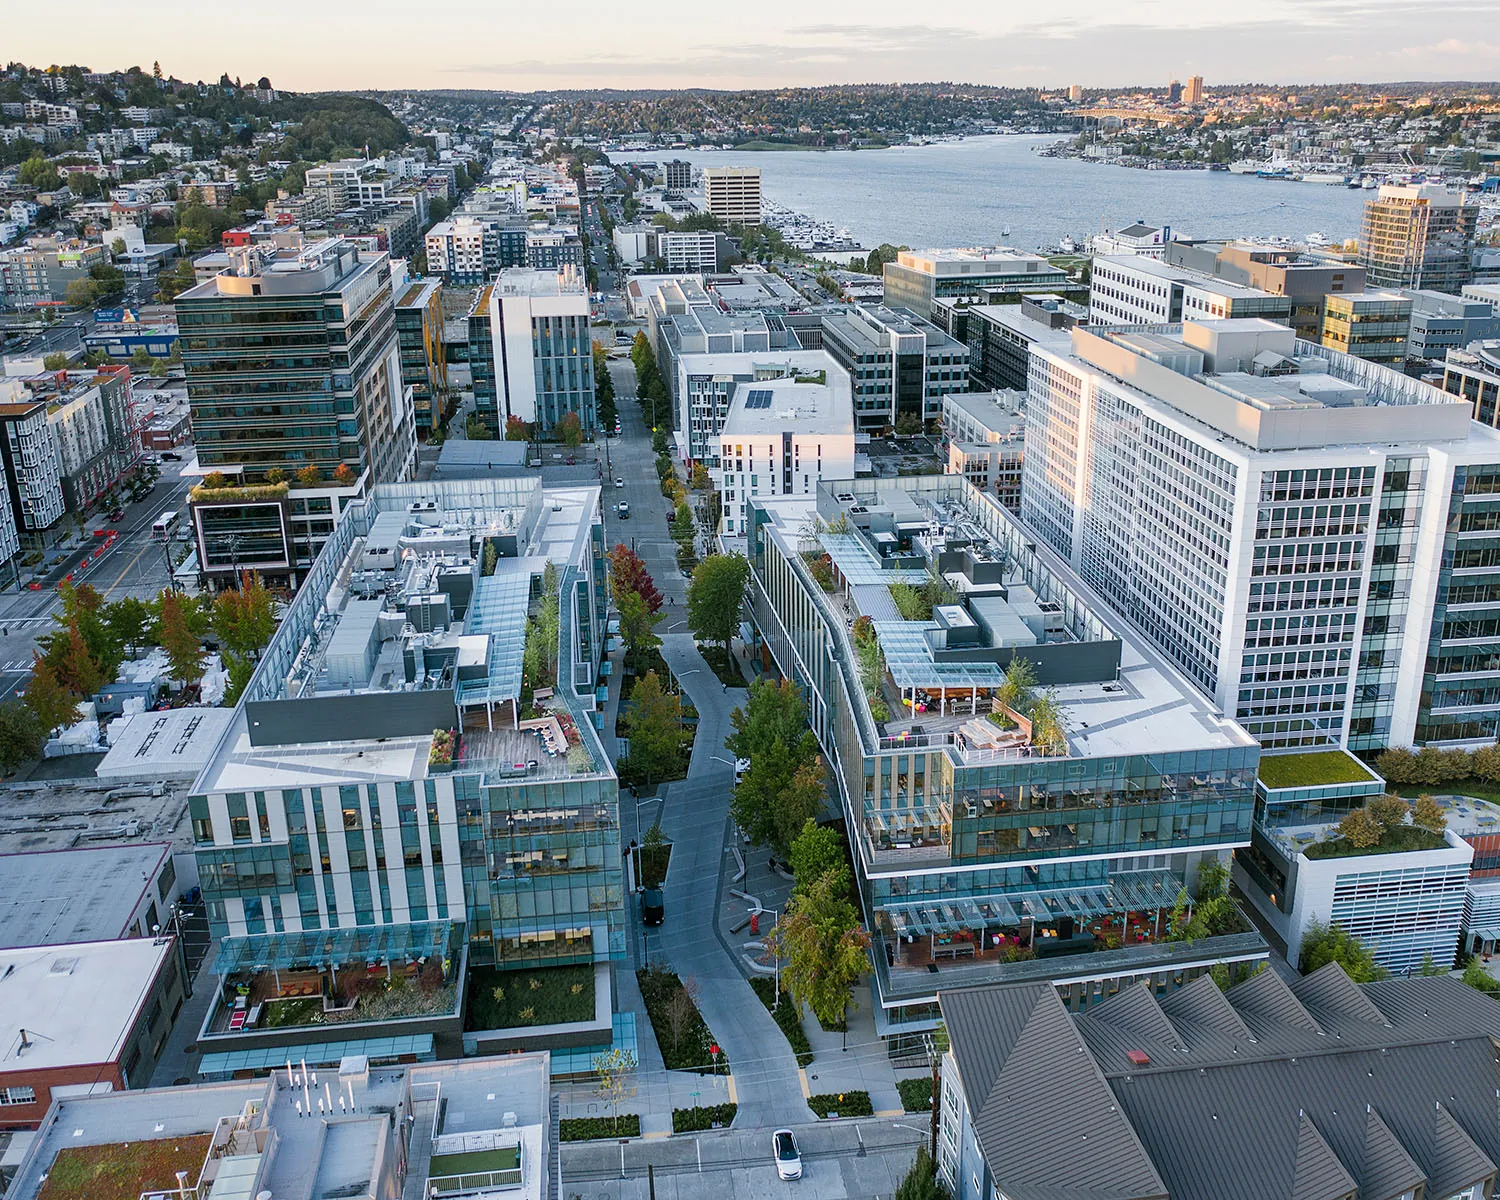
(37, 1136, 212, 1200)
(429, 1146, 521, 1176)
(1304, 825, 1448, 860)
(189, 480, 290, 504)
(1258, 750, 1376, 790)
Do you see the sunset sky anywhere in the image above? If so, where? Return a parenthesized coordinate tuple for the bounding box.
(8, 0, 1498, 92)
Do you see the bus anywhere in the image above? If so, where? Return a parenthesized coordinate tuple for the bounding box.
(152, 510, 178, 543)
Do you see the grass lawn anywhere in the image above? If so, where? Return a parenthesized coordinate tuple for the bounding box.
(429, 1146, 521, 1175)
(465, 964, 595, 1032)
(260, 996, 325, 1028)
(38, 1136, 212, 1200)
(1392, 781, 1500, 806)
(1304, 824, 1449, 859)
(1258, 751, 1377, 790)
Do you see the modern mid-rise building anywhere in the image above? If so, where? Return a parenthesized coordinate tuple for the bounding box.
(524, 225, 583, 271)
(395, 278, 447, 435)
(661, 159, 693, 191)
(0, 393, 64, 545)
(963, 295, 1087, 391)
(943, 390, 1026, 509)
(1320, 290, 1414, 363)
(714, 376, 855, 535)
(672, 348, 834, 468)
(186, 477, 623, 1067)
(1360, 183, 1477, 293)
(746, 474, 1266, 1042)
(1090, 255, 1293, 328)
(882, 248, 1070, 318)
(821, 304, 970, 432)
(1167, 239, 1367, 341)
(1091, 223, 1172, 259)
(1023, 318, 1500, 752)
(467, 267, 595, 436)
(424, 214, 528, 284)
(657, 229, 727, 273)
(1404, 289, 1500, 361)
(15, 367, 139, 513)
(1442, 339, 1500, 426)
(702, 166, 761, 225)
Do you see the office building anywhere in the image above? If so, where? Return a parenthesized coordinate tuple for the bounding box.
(1361, 183, 1477, 293)
(658, 229, 728, 273)
(943, 390, 1026, 509)
(1090, 255, 1293, 328)
(966, 295, 1087, 391)
(1404, 289, 1500, 361)
(702, 166, 762, 225)
(175, 239, 415, 586)
(673, 348, 835, 468)
(1091, 222, 1172, 260)
(186, 477, 623, 1066)
(468, 267, 595, 436)
(1023, 318, 1500, 751)
(5, 1054, 551, 1200)
(938, 967, 1500, 1200)
(1443, 339, 1500, 426)
(1167, 79, 1182, 103)
(1320, 290, 1413, 363)
(662, 159, 693, 191)
(822, 305, 970, 432)
(0, 394, 63, 544)
(1167, 240, 1366, 341)
(746, 474, 1265, 1041)
(714, 376, 855, 535)
(1067, 84, 1084, 102)
(883, 248, 1069, 318)
(394, 278, 447, 435)
(1184, 74, 1204, 103)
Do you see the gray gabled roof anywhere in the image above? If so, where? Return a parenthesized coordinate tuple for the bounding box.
(1357, 1107, 1426, 1200)
(1291, 1112, 1357, 1200)
(1431, 1105, 1497, 1200)
(1159, 972, 1255, 1044)
(1290, 962, 1392, 1029)
(1226, 965, 1325, 1037)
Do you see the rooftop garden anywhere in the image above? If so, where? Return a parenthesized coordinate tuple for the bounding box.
(37, 1135, 212, 1200)
(1258, 750, 1377, 790)
(465, 963, 595, 1032)
(1303, 793, 1449, 859)
(188, 477, 290, 504)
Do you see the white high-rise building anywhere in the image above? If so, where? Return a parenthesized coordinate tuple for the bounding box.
(1089, 256, 1293, 327)
(1023, 318, 1500, 751)
(702, 167, 762, 226)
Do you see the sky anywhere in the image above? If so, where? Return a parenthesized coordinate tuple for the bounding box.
(9, 0, 1500, 92)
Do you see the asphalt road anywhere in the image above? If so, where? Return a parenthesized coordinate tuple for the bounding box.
(559, 1117, 929, 1200)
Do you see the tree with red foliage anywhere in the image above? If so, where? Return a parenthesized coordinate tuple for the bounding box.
(608, 543, 663, 613)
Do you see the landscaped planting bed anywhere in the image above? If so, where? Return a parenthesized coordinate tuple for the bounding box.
(898, 1076, 935, 1113)
(808, 1091, 874, 1119)
(750, 976, 812, 1066)
(560, 1115, 641, 1141)
(636, 966, 725, 1073)
(672, 1103, 737, 1133)
(465, 963, 595, 1031)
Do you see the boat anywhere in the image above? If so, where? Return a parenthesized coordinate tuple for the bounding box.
(1001, 225, 1011, 237)
(1362, 177, 1378, 189)
(1305, 232, 1331, 248)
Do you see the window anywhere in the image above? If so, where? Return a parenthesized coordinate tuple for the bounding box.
(0, 1086, 37, 1105)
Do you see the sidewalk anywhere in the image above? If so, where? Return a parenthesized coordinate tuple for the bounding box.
(555, 1068, 734, 1138)
(798, 991, 904, 1116)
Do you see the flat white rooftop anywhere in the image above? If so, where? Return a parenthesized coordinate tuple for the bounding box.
(723, 379, 852, 437)
(0, 938, 172, 1072)
(96, 707, 236, 781)
(496, 266, 587, 298)
(0, 843, 172, 948)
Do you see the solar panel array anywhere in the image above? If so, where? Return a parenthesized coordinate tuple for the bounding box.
(743, 389, 773, 409)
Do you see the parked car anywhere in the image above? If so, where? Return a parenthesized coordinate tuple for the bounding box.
(773, 1130, 802, 1181)
(161, 451, 182, 462)
(108, 509, 124, 522)
(642, 887, 664, 926)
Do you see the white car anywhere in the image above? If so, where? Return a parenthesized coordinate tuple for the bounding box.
(616, 478, 625, 488)
(773, 1129, 801, 1181)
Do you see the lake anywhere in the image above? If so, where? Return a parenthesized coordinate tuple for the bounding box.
(618, 136, 1369, 253)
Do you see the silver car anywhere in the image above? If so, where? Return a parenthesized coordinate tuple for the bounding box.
(773, 1129, 802, 1181)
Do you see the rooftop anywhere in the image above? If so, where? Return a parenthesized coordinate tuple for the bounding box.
(0, 843, 172, 948)
(722, 377, 852, 437)
(95, 707, 236, 782)
(495, 265, 588, 298)
(396, 278, 441, 309)
(1257, 749, 1380, 791)
(0, 938, 174, 1072)
(0, 778, 193, 856)
(897, 246, 1060, 273)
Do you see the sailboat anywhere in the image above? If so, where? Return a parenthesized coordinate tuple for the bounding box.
(1001, 224, 1011, 238)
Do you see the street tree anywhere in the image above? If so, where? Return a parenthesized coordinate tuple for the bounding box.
(504, 415, 530, 441)
(608, 543, 662, 612)
(211, 571, 275, 661)
(47, 620, 105, 701)
(0, 700, 47, 771)
(789, 819, 849, 892)
(591, 1047, 638, 1135)
(103, 596, 153, 658)
(768, 867, 871, 1029)
(24, 653, 79, 734)
(158, 589, 204, 685)
(616, 588, 662, 671)
(685, 553, 750, 655)
(727, 677, 817, 764)
(624, 670, 681, 785)
(555, 411, 583, 448)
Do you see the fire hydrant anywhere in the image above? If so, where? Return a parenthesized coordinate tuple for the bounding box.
(750, 913, 760, 935)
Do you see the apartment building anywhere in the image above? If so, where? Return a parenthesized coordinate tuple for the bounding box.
(821, 304, 970, 432)
(943, 390, 1026, 509)
(964, 295, 1087, 391)
(1360, 183, 1477, 292)
(882, 247, 1069, 318)
(0, 397, 64, 543)
(661, 159, 693, 191)
(673, 348, 835, 468)
(0, 237, 109, 305)
(746, 475, 1265, 1041)
(702, 166, 762, 225)
(1023, 318, 1500, 752)
(394, 278, 447, 435)
(1320, 290, 1413, 363)
(424, 214, 528, 284)
(524, 225, 583, 270)
(714, 376, 855, 535)
(469, 267, 594, 435)
(17, 368, 138, 512)
(185, 478, 621, 1064)
(1090, 255, 1293, 327)
(657, 229, 727, 273)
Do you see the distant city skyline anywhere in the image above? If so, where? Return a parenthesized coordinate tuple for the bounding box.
(7, 0, 1500, 93)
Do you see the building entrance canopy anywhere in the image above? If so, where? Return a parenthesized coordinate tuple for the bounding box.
(214, 919, 456, 975)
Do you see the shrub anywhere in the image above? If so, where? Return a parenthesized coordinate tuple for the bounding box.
(672, 1103, 736, 1133)
(750, 976, 813, 1066)
(898, 1076, 934, 1113)
(636, 966, 724, 1072)
(808, 1091, 873, 1118)
(560, 1115, 640, 1141)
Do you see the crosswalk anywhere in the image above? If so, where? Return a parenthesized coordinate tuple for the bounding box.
(0, 659, 31, 673)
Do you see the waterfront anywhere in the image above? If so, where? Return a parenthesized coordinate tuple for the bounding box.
(620, 136, 1371, 252)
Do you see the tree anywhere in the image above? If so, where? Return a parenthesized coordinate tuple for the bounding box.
(1026, 689, 1068, 756)
(690, 462, 712, 490)
(17, 156, 60, 191)
(1412, 793, 1448, 835)
(686, 553, 750, 654)
(616, 588, 663, 670)
(131, 346, 152, 371)
(504, 415, 531, 441)
(45, 618, 105, 701)
(728, 677, 817, 764)
(465, 414, 494, 440)
(671, 501, 695, 548)
(894, 1146, 946, 1200)
(767, 868, 871, 1028)
(149, 358, 167, 378)
(211, 572, 275, 661)
(1462, 957, 1500, 996)
(332, 463, 357, 485)
(1368, 793, 1411, 834)
(555, 410, 583, 448)
(662, 973, 700, 1055)
(0, 700, 47, 771)
(428, 195, 450, 223)
(731, 738, 823, 854)
(43, 351, 70, 371)
(1298, 919, 1387, 981)
(591, 1047, 638, 1135)
(790, 819, 848, 892)
(624, 671, 681, 786)
(1337, 806, 1383, 849)
(158, 589, 204, 685)
(23, 654, 79, 734)
(295, 464, 321, 486)
(995, 655, 1036, 713)
(608, 543, 662, 612)
(103, 596, 152, 658)
(481, 541, 498, 577)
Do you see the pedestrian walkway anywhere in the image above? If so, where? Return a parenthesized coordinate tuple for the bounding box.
(149, 939, 219, 1087)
